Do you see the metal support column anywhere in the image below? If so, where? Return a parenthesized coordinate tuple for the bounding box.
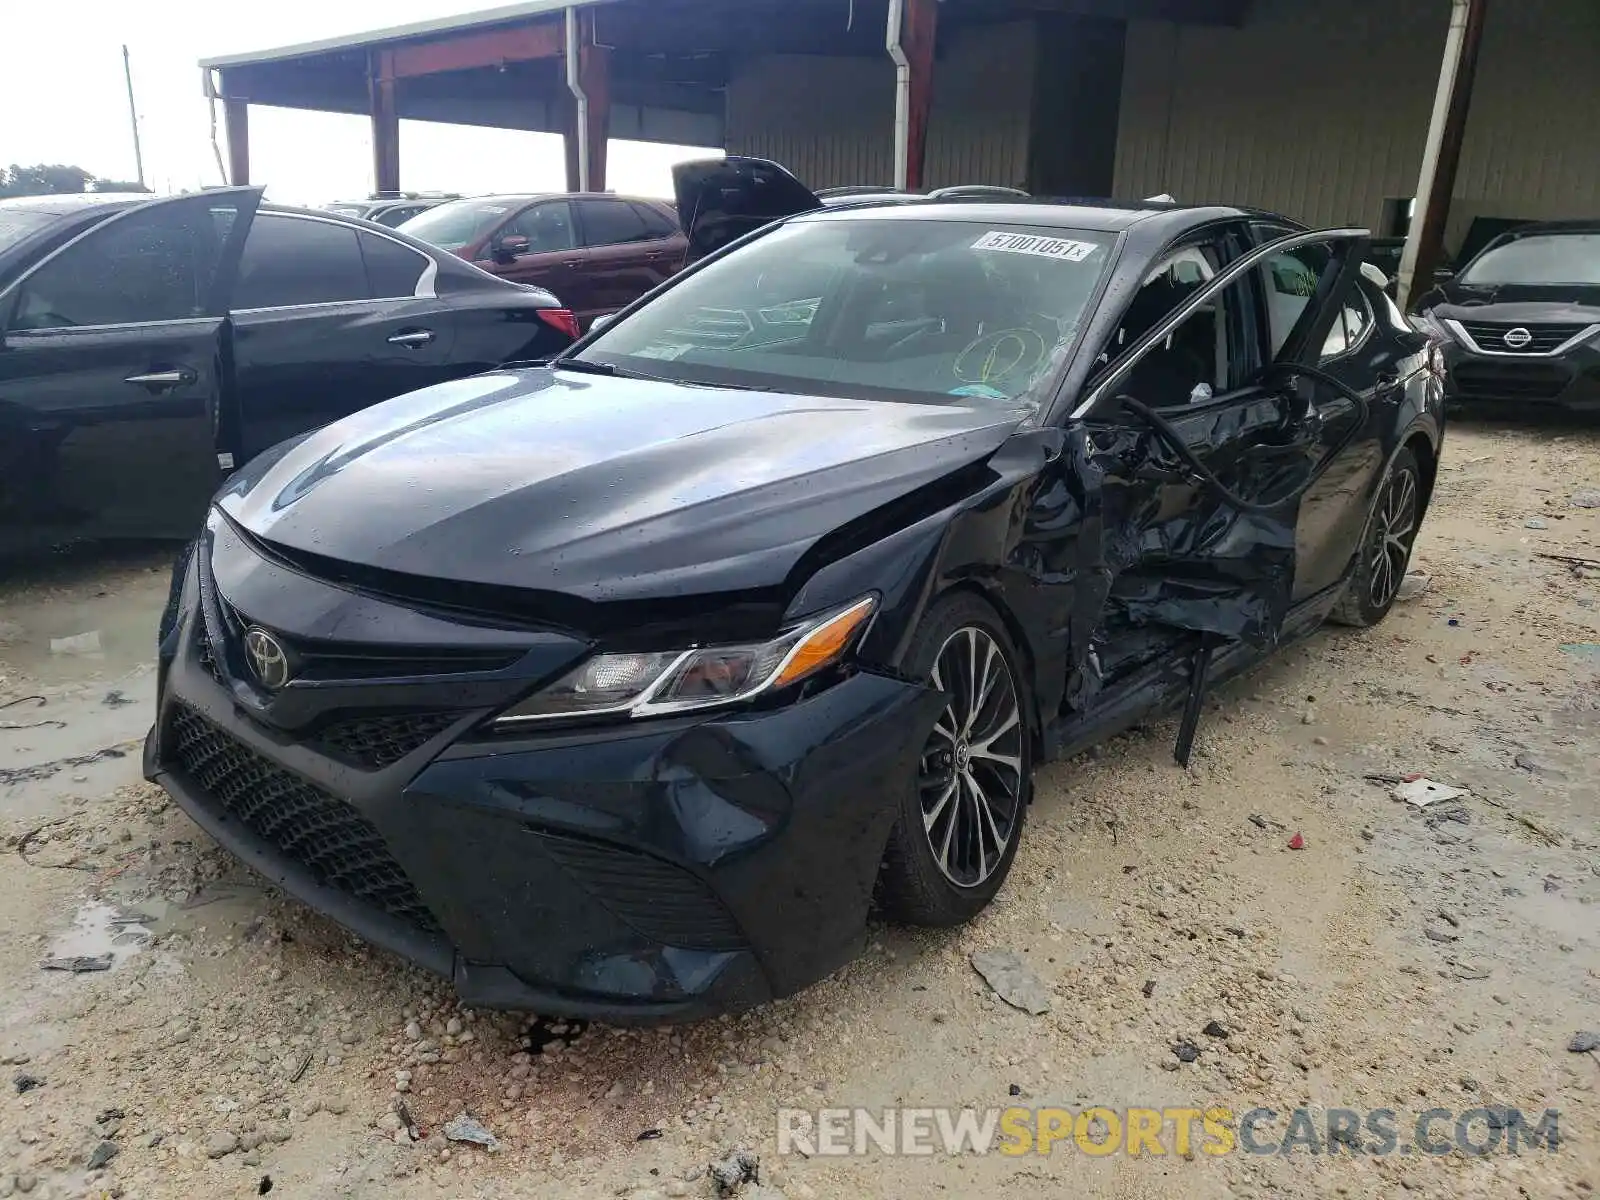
(565, 7, 611, 193)
(223, 98, 250, 187)
(369, 49, 401, 195)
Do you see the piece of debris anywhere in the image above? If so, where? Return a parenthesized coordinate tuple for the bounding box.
(87, 1141, 119, 1170)
(13, 1073, 42, 1094)
(1202, 1021, 1229, 1038)
(709, 1148, 761, 1196)
(1248, 814, 1269, 830)
(49, 631, 103, 656)
(1424, 927, 1458, 944)
(102, 690, 135, 708)
(39, 954, 114, 973)
(442, 1113, 499, 1152)
(1525, 517, 1549, 530)
(1141, 980, 1156, 998)
(637, 1128, 664, 1141)
(1397, 571, 1432, 600)
(1513, 751, 1568, 781)
(288, 1051, 312, 1083)
(1568, 1031, 1600, 1054)
(1008, 1083, 1021, 1097)
(1287, 832, 1305, 850)
(970, 949, 1052, 1015)
(1173, 1041, 1200, 1063)
(1392, 777, 1467, 808)
(1570, 488, 1600, 508)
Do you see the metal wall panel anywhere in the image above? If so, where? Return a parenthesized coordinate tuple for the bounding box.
(726, 21, 1035, 191)
(1114, 0, 1600, 250)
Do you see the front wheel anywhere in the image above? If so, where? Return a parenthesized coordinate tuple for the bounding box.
(877, 594, 1033, 927)
(1330, 446, 1423, 628)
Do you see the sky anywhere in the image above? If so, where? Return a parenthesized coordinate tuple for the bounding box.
(1, 0, 720, 206)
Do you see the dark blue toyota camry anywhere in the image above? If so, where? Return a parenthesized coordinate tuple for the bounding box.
(147, 159, 1444, 1021)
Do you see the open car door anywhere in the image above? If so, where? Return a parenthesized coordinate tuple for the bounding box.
(671, 157, 823, 265)
(1068, 226, 1370, 763)
(0, 188, 261, 549)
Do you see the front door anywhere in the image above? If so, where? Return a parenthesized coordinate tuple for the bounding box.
(0, 189, 259, 548)
(1068, 226, 1370, 698)
(479, 200, 587, 306)
(571, 197, 680, 327)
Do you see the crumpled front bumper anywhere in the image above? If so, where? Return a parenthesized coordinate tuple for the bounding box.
(145, 543, 943, 1021)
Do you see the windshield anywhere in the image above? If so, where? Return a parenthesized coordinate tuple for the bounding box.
(578, 217, 1113, 405)
(397, 200, 517, 252)
(0, 209, 57, 256)
(1459, 232, 1600, 286)
(324, 204, 368, 218)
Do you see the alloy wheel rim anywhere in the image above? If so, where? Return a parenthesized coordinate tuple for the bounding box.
(1367, 467, 1419, 609)
(918, 627, 1024, 889)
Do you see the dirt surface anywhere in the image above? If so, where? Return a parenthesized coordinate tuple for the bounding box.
(1, 420, 1597, 1200)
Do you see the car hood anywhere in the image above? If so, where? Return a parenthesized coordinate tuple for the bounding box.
(219, 368, 1026, 602)
(1431, 281, 1600, 324)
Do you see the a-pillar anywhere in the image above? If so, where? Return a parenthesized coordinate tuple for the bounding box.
(369, 49, 401, 195)
(224, 98, 250, 186)
(564, 12, 610, 193)
(903, 0, 938, 192)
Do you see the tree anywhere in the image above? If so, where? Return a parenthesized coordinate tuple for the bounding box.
(0, 164, 96, 197)
(90, 179, 151, 193)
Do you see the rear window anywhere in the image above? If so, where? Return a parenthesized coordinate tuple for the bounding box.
(1459, 232, 1600, 286)
(580, 217, 1113, 406)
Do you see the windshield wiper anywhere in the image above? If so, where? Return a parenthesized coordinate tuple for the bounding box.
(555, 357, 621, 376)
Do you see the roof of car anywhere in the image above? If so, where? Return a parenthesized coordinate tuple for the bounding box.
(794, 199, 1267, 236)
(0, 192, 153, 217)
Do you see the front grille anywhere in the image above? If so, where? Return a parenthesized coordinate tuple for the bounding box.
(168, 705, 441, 934)
(1451, 361, 1569, 400)
(1458, 320, 1591, 355)
(533, 830, 747, 951)
(313, 713, 458, 770)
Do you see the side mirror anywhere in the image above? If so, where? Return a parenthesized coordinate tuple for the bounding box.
(589, 313, 615, 332)
(492, 234, 531, 263)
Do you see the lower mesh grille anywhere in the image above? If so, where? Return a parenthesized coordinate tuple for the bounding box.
(168, 705, 441, 935)
(533, 830, 746, 951)
(313, 713, 458, 770)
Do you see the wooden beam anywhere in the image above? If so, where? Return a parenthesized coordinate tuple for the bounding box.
(903, 0, 938, 192)
(369, 49, 400, 194)
(389, 22, 563, 79)
(223, 98, 250, 186)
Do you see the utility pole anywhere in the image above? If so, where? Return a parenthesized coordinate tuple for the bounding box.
(123, 45, 146, 190)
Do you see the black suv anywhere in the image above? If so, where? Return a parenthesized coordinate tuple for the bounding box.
(1413, 220, 1600, 413)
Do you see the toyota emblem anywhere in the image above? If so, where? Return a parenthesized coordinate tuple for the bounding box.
(1503, 327, 1533, 349)
(243, 627, 292, 690)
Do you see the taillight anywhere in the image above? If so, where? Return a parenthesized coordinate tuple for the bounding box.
(536, 308, 581, 340)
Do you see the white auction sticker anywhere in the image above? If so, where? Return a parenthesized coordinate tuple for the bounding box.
(971, 231, 1100, 262)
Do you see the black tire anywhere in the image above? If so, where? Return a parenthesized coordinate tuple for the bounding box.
(1330, 446, 1423, 628)
(877, 593, 1033, 927)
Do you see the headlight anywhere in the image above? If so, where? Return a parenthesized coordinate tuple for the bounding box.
(494, 596, 877, 727)
(1411, 309, 1451, 341)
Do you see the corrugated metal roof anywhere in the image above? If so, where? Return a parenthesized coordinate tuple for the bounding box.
(199, 0, 616, 69)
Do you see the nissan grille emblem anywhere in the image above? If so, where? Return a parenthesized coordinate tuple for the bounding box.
(1503, 327, 1534, 349)
(244, 627, 292, 690)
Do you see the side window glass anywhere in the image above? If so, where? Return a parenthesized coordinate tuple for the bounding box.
(1108, 245, 1217, 355)
(502, 201, 575, 253)
(359, 231, 428, 298)
(1258, 243, 1331, 358)
(580, 200, 650, 248)
(12, 200, 237, 331)
(233, 216, 368, 309)
(632, 202, 679, 239)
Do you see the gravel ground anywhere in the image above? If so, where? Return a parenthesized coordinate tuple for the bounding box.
(0, 419, 1597, 1200)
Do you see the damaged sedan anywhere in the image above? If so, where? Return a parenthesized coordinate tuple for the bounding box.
(146, 159, 1444, 1021)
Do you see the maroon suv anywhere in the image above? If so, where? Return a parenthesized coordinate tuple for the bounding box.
(398, 194, 687, 329)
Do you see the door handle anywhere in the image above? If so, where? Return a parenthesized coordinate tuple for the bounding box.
(124, 368, 194, 388)
(387, 329, 435, 347)
(561, 259, 584, 268)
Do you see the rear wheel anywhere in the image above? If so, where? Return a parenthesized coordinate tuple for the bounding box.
(878, 594, 1032, 927)
(1330, 446, 1422, 628)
